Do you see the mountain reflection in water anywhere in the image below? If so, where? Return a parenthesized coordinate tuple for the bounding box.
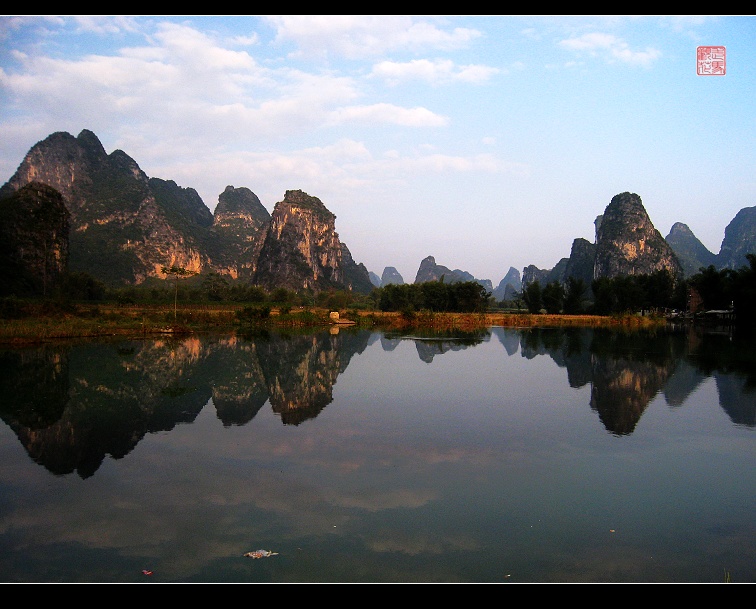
(0, 326, 753, 480)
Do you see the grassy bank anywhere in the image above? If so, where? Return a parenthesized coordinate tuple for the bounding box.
(0, 301, 668, 345)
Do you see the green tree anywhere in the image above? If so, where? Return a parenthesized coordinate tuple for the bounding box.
(58, 271, 106, 301)
(420, 281, 449, 311)
(270, 287, 292, 305)
(636, 269, 675, 311)
(733, 254, 756, 327)
(451, 281, 490, 313)
(563, 277, 586, 314)
(522, 281, 543, 314)
(161, 265, 197, 320)
(542, 281, 565, 314)
(201, 272, 229, 301)
(378, 283, 422, 312)
(688, 255, 756, 327)
(689, 265, 733, 310)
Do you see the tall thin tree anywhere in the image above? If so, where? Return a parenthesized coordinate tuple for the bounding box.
(161, 265, 196, 320)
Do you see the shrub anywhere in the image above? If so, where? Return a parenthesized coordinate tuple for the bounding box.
(236, 305, 272, 323)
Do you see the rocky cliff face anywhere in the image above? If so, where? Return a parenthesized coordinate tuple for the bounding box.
(492, 266, 521, 302)
(413, 255, 492, 292)
(414, 255, 455, 284)
(252, 189, 371, 293)
(665, 222, 717, 277)
(339, 242, 375, 294)
(451, 269, 493, 293)
(521, 264, 550, 288)
(522, 194, 687, 290)
(524, 198, 752, 289)
(716, 206, 756, 270)
(381, 266, 404, 286)
(0, 130, 213, 284)
(0, 130, 106, 218)
(594, 192, 682, 280)
(0, 130, 371, 293)
(210, 185, 271, 280)
(0, 182, 70, 297)
(564, 238, 596, 288)
(522, 260, 569, 288)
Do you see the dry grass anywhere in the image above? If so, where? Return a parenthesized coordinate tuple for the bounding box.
(0, 303, 666, 345)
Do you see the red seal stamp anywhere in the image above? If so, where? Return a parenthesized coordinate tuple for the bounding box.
(697, 46, 726, 75)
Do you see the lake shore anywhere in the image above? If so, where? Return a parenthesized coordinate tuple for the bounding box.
(0, 302, 668, 345)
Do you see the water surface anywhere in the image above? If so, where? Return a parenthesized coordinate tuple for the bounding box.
(0, 325, 753, 583)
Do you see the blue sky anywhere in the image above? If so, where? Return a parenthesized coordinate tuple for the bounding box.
(1, 15, 754, 285)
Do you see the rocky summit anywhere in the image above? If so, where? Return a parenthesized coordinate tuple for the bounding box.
(716, 206, 756, 270)
(413, 255, 493, 293)
(380, 266, 404, 286)
(593, 192, 683, 280)
(1, 130, 753, 298)
(253, 189, 372, 293)
(665, 222, 717, 278)
(0, 130, 372, 293)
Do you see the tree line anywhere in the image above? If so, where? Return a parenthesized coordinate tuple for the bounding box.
(372, 279, 490, 313)
(515, 254, 755, 327)
(2, 255, 754, 329)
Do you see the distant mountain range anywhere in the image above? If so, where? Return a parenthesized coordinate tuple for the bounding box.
(369, 193, 755, 300)
(1, 129, 754, 299)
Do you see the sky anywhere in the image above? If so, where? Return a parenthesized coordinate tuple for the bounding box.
(1, 15, 754, 286)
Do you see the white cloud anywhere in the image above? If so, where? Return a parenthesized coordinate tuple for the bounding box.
(155, 143, 529, 213)
(371, 59, 499, 85)
(559, 32, 661, 66)
(264, 15, 482, 59)
(327, 103, 448, 127)
(369, 152, 530, 178)
(229, 34, 260, 47)
(560, 32, 618, 51)
(2, 18, 468, 156)
(149, 22, 259, 72)
(72, 15, 141, 35)
(0, 15, 64, 38)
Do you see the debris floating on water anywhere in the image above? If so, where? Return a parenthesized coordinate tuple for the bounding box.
(243, 549, 279, 559)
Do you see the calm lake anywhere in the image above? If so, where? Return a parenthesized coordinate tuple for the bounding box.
(0, 324, 753, 583)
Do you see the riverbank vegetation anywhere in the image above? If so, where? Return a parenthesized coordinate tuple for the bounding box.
(0, 297, 666, 345)
(1, 254, 752, 344)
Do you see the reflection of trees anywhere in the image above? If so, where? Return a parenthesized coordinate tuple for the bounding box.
(519, 327, 594, 388)
(519, 327, 557, 360)
(688, 328, 756, 388)
(382, 329, 490, 363)
(0, 346, 70, 428)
